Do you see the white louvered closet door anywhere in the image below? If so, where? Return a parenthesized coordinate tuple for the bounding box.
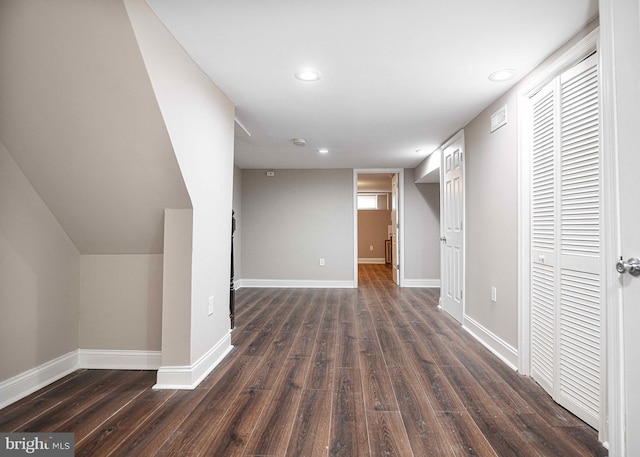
(529, 53, 602, 430)
(530, 80, 557, 397)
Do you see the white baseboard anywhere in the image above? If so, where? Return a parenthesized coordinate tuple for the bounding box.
(0, 351, 79, 410)
(1, 348, 164, 410)
(358, 258, 386, 264)
(462, 315, 518, 371)
(154, 331, 233, 390)
(403, 279, 441, 288)
(239, 279, 355, 289)
(234, 279, 246, 289)
(78, 349, 161, 370)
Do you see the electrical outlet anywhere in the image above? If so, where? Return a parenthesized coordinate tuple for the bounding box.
(370, 245, 374, 251)
(319, 258, 325, 266)
(491, 287, 497, 302)
(208, 296, 214, 316)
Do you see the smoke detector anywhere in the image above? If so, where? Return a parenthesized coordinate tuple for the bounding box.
(292, 138, 306, 146)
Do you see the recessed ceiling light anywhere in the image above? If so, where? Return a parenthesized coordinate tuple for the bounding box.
(488, 68, 517, 82)
(318, 148, 329, 154)
(295, 68, 321, 82)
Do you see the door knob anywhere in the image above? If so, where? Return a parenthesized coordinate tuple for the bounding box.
(440, 236, 447, 243)
(616, 256, 640, 276)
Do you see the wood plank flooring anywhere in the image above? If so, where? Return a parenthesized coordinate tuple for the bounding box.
(0, 264, 608, 456)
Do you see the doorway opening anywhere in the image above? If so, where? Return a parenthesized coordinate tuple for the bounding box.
(354, 169, 403, 288)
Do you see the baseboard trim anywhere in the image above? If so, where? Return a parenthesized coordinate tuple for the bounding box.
(239, 279, 355, 289)
(154, 331, 233, 390)
(462, 315, 518, 371)
(78, 349, 162, 370)
(358, 258, 386, 265)
(403, 279, 441, 288)
(0, 351, 79, 410)
(1, 348, 167, 410)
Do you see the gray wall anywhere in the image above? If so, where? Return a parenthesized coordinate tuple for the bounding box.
(79, 254, 163, 351)
(0, 141, 80, 381)
(464, 92, 519, 348)
(403, 168, 441, 282)
(0, 0, 190, 255)
(241, 169, 354, 282)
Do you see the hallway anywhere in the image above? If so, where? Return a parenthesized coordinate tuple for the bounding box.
(0, 265, 606, 456)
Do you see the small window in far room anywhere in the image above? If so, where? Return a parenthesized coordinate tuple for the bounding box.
(357, 193, 388, 210)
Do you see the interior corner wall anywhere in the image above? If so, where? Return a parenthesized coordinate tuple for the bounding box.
(0, 140, 80, 382)
(125, 0, 235, 373)
(241, 169, 354, 283)
(79, 254, 163, 351)
(403, 168, 441, 282)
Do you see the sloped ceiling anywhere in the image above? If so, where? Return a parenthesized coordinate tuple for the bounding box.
(0, 0, 191, 254)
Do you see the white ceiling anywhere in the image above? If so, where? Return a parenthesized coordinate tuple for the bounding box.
(146, 0, 598, 170)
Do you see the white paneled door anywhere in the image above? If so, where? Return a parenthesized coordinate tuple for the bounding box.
(529, 53, 602, 430)
(441, 133, 464, 323)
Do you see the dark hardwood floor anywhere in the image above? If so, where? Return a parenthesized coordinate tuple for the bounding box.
(0, 264, 607, 456)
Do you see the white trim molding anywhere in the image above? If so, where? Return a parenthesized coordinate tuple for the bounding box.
(463, 315, 519, 371)
(354, 168, 405, 289)
(403, 279, 441, 288)
(358, 258, 386, 265)
(0, 349, 168, 409)
(239, 279, 355, 289)
(78, 349, 161, 370)
(0, 342, 231, 408)
(599, 2, 627, 453)
(0, 351, 79, 410)
(154, 331, 233, 390)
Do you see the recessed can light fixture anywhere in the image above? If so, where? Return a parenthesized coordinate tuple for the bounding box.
(295, 68, 321, 82)
(318, 148, 329, 154)
(488, 68, 517, 82)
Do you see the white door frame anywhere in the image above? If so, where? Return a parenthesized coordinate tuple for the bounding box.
(353, 169, 405, 288)
(517, 28, 611, 442)
(599, 0, 637, 454)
